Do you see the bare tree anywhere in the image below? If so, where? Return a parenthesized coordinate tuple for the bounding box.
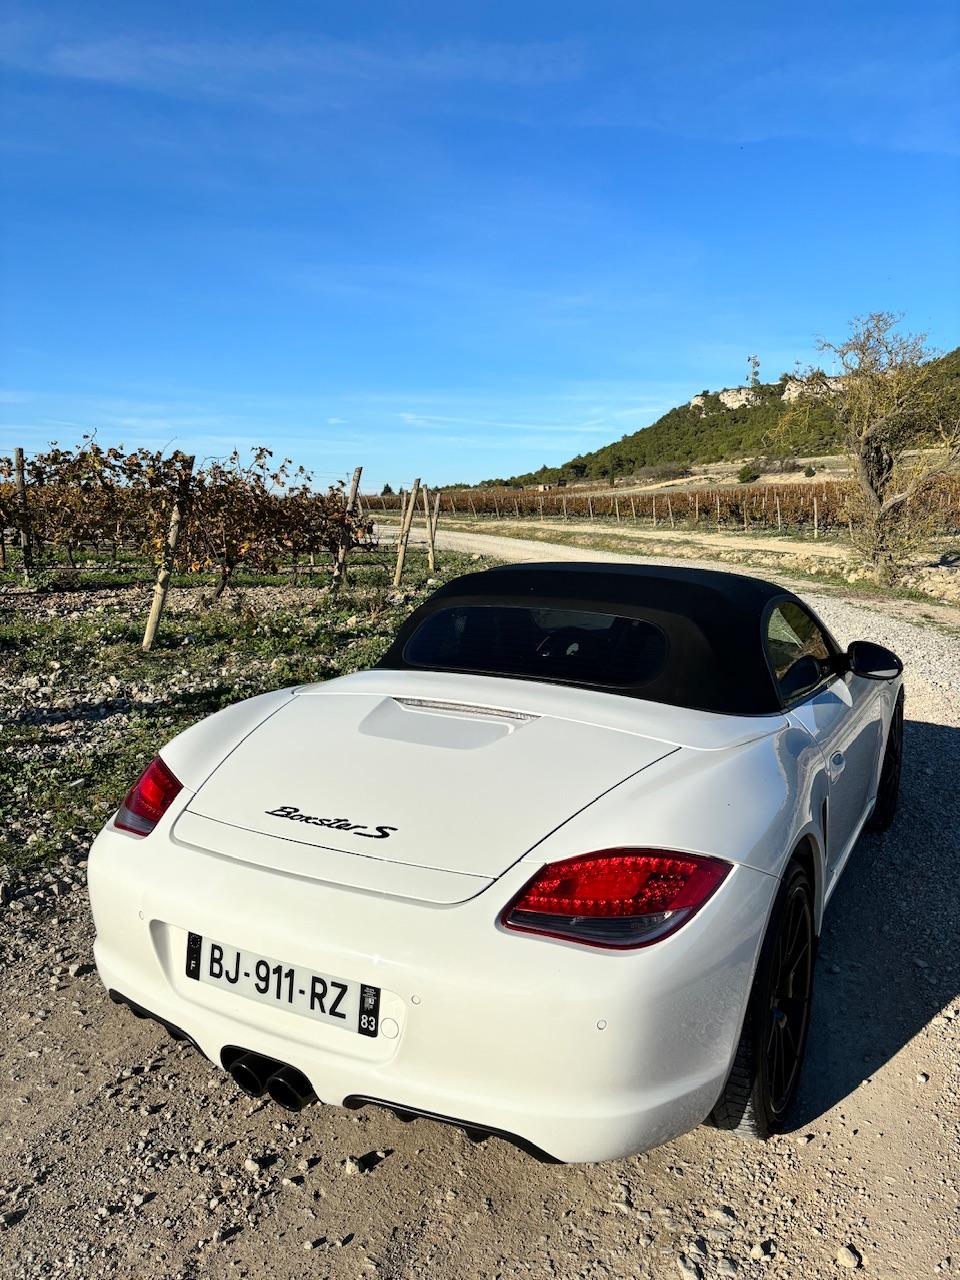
(796, 313, 959, 582)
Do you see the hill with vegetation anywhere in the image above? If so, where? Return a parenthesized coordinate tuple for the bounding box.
(477, 346, 960, 488)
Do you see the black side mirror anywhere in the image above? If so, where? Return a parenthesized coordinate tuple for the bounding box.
(779, 654, 822, 700)
(847, 640, 903, 681)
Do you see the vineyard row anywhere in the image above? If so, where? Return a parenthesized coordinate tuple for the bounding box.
(1, 443, 455, 648)
(368, 477, 960, 534)
(0, 442, 417, 651)
(3, 444, 958, 585)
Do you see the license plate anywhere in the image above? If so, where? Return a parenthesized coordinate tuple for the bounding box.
(185, 932, 380, 1038)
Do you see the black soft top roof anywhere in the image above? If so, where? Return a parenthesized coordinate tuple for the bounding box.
(378, 562, 829, 715)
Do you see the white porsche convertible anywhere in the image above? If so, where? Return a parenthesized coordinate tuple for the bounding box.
(89, 563, 904, 1162)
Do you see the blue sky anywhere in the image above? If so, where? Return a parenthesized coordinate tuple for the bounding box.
(1, 1, 958, 490)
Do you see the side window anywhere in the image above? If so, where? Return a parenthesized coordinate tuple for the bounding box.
(765, 602, 832, 699)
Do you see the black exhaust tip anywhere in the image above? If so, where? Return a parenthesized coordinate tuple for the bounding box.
(228, 1051, 274, 1099)
(265, 1064, 316, 1112)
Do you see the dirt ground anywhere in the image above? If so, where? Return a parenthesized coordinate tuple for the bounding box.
(414, 516, 852, 561)
(1, 535, 958, 1280)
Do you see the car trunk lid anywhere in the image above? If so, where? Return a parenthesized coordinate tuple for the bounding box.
(175, 687, 678, 902)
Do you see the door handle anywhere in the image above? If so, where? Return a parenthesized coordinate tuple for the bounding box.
(830, 750, 846, 778)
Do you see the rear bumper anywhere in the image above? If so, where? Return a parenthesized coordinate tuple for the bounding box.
(89, 819, 777, 1163)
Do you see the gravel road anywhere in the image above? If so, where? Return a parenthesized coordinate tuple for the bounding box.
(2, 537, 958, 1280)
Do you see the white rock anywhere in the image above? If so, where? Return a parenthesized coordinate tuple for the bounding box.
(676, 1256, 703, 1280)
(836, 1244, 861, 1269)
(709, 1207, 738, 1224)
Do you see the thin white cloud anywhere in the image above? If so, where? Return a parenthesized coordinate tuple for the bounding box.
(0, 378, 689, 488)
(574, 34, 959, 157)
(397, 411, 613, 434)
(0, 18, 583, 108)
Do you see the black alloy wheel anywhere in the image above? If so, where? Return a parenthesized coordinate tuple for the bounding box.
(710, 861, 816, 1139)
(762, 876, 815, 1119)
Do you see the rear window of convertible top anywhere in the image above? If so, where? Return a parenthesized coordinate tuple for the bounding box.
(401, 604, 669, 690)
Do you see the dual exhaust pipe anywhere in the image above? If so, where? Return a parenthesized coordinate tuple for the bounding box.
(226, 1050, 316, 1112)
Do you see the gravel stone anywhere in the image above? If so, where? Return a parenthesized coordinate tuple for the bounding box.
(836, 1243, 862, 1268)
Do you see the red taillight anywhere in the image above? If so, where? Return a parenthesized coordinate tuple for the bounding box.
(115, 756, 183, 836)
(501, 849, 731, 949)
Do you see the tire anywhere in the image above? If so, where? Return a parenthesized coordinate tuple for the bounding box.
(710, 862, 816, 1140)
(865, 689, 904, 833)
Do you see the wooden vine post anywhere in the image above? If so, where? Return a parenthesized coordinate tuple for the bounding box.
(431, 490, 442, 544)
(14, 447, 33, 584)
(142, 455, 195, 653)
(421, 484, 437, 574)
(393, 477, 420, 587)
(331, 465, 363, 594)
